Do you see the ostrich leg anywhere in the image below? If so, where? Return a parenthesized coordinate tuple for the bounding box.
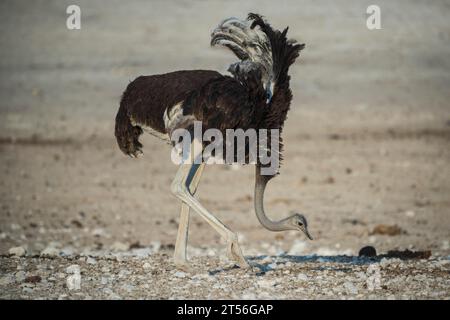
(170, 144, 249, 268)
(173, 163, 205, 266)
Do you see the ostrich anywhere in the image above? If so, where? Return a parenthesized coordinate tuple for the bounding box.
(115, 13, 312, 268)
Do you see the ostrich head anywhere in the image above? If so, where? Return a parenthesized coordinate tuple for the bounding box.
(285, 213, 313, 240)
(228, 61, 268, 100)
(227, 60, 263, 83)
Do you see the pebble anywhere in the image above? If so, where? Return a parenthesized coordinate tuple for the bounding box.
(358, 246, 377, 257)
(118, 269, 131, 278)
(143, 262, 151, 269)
(268, 263, 277, 269)
(86, 257, 97, 265)
(131, 247, 152, 258)
(0, 275, 15, 286)
(103, 288, 122, 300)
(260, 256, 272, 264)
(174, 271, 187, 278)
(297, 273, 308, 281)
(404, 210, 415, 218)
(9, 246, 26, 257)
(15, 271, 26, 282)
(40, 247, 60, 257)
(344, 282, 358, 295)
(22, 287, 34, 294)
(258, 279, 276, 288)
(67, 273, 81, 291)
(111, 241, 129, 251)
(91, 228, 106, 237)
(66, 264, 81, 274)
(151, 241, 161, 253)
(60, 247, 75, 256)
(122, 284, 135, 293)
(380, 258, 402, 267)
(101, 266, 110, 273)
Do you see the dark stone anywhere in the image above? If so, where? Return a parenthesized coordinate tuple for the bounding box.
(25, 275, 42, 284)
(359, 246, 377, 257)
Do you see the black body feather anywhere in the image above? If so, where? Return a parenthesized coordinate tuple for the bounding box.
(115, 13, 304, 175)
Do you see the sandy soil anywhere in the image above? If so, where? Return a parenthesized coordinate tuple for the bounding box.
(0, 0, 449, 299)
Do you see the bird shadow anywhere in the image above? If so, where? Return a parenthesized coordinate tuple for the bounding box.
(207, 253, 425, 276)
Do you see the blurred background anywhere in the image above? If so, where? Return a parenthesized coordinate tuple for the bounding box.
(0, 0, 449, 258)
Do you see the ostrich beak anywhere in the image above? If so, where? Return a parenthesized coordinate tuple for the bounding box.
(299, 225, 313, 240)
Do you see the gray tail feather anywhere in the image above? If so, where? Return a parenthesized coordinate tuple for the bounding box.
(114, 101, 143, 158)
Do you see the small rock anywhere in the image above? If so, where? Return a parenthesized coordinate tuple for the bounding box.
(344, 281, 358, 295)
(404, 210, 415, 218)
(131, 247, 152, 258)
(143, 262, 151, 269)
(22, 287, 33, 294)
(359, 246, 377, 257)
(86, 257, 97, 265)
(25, 275, 42, 284)
(111, 241, 129, 251)
(258, 279, 275, 288)
(118, 269, 131, 278)
(151, 241, 161, 253)
(60, 247, 75, 256)
(101, 266, 110, 273)
(40, 247, 60, 257)
(174, 271, 186, 278)
(260, 256, 272, 264)
(325, 176, 335, 184)
(380, 258, 402, 267)
(0, 275, 15, 286)
(122, 284, 135, 293)
(15, 271, 26, 282)
(9, 246, 26, 257)
(66, 273, 81, 291)
(71, 220, 83, 228)
(370, 224, 405, 236)
(66, 264, 80, 274)
(92, 228, 106, 237)
(297, 274, 308, 281)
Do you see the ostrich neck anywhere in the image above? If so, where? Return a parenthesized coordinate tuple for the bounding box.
(254, 165, 290, 232)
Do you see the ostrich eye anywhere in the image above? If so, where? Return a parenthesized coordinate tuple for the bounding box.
(298, 221, 303, 226)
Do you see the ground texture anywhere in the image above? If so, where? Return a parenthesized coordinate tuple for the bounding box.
(0, 0, 449, 299)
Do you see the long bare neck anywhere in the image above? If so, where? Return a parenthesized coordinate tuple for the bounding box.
(254, 165, 292, 231)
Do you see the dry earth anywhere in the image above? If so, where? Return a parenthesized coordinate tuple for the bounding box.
(0, 0, 449, 299)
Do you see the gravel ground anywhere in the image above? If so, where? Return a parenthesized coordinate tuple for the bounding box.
(1, 0, 449, 300)
(1, 247, 449, 300)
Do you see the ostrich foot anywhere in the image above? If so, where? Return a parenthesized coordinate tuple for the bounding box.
(227, 239, 249, 268)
